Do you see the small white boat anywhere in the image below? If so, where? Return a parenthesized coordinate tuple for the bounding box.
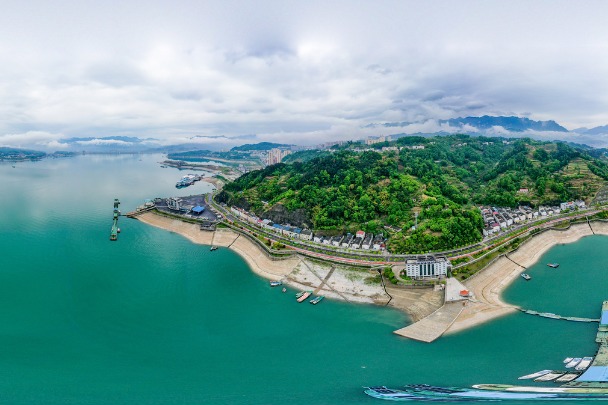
(563, 357, 574, 364)
(555, 373, 579, 383)
(534, 373, 564, 382)
(566, 358, 582, 368)
(521, 273, 531, 280)
(575, 357, 594, 371)
(518, 370, 553, 380)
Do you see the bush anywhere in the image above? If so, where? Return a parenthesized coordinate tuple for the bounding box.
(383, 267, 399, 285)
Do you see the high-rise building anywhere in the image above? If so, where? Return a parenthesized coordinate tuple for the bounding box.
(265, 148, 292, 165)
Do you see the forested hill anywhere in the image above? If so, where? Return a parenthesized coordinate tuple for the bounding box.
(218, 135, 608, 253)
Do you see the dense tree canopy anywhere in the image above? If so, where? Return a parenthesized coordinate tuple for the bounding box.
(218, 135, 608, 253)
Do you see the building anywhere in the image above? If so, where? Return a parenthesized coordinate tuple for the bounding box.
(341, 234, 354, 247)
(300, 229, 313, 240)
(372, 234, 384, 250)
(330, 235, 343, 246)
(405, 255, 450, 279)
(167, 197, 183, 211)
(265, 148, 292, 165)
(365, 135, 392, 145)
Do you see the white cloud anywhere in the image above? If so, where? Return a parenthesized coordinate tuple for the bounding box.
(1, 1, 608, 147)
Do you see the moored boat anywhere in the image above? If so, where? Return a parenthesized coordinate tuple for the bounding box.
(534, 372, 564, 382)
(563, 357, 573, 364)
(521, 273, 531, 280)
(566, 357, 582, 368)
(575, 357, 593, 371)
(518, 370, 553, 380)
(547, 263, 559, 268)
(270, 281, 282, 287)
(310, 296, 324, 305)
(295, 291, 306, 298)
(210, 246, 218, 251)
(297, 291, 312, 303)
(555, 373, 579, 383)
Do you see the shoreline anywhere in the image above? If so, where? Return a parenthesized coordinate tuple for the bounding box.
(134, 211, 608, 337)
(133, 212, 397, 307)
(446, 221, 608, 334)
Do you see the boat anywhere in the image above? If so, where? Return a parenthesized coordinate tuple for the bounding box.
(270, 281, 282, 287)
(555, 373, 579, 383)
(518, 370, 553, 380)
(534, 372, 564, 382)
(210, 246, 218, 251)
(310, 296, 324, 305)
(117, 228, 121, 233)
(295, 291, 306, 298)
(282, 287, 286, 293)
(547, 263, 560, 268)
(297, 291, 312, 303)
(575, 357, 594, 371)
(364, 384, 608, 401)
(563, 357, 574, 364)
(566, 357, 582, 368)
(521, 273, 531, 280)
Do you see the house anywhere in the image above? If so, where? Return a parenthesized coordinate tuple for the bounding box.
(361, 234, 373, 249)
(272, 224, 285, 235)
(356, 230, 366, 239)
(313, 234, 323, 243)
(341, 234, 354, 247)
(350, 237, 363, 249)
(300, 229, 313, 240)
(322, 236, 331, 245)
(372, 234, 384, 250)
(331, 235, 344, 246)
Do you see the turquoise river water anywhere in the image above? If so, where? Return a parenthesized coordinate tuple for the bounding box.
(0, 154, 607, 404)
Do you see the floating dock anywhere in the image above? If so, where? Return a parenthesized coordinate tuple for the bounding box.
(518, 308, 599, 323)
(110, 199, 120, 241)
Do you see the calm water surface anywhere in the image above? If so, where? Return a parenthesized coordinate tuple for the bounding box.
(0, 155, 605, 404)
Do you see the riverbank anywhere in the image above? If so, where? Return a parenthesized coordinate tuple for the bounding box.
(446, 221, 608, 334)
(135, 212, 608, 337)
(134, 212, 395, 307)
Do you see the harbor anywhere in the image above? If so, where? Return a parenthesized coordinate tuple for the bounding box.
(367, 301, 608, 401)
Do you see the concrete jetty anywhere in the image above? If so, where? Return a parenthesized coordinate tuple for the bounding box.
(394, 301, 465, 342)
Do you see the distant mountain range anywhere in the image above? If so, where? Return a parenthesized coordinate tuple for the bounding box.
(440, 116, 568, 132)
(8, 115, 608, 153)
(377, 115, 569, 132)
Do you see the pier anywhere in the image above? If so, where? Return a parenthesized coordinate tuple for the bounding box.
(110, 199, 120, 241)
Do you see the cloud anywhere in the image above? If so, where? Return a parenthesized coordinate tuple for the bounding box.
(0, 131, 67, 149)
(1, 1, 608, 146)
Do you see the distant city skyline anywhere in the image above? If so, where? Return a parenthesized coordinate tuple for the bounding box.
(1, 0, 608, 149)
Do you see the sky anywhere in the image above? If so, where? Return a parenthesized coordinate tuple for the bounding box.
(2, 0, 608, 149)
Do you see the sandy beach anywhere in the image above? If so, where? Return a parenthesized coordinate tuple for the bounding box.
(134, 212, 390, 305)
(446, 221, 608, 334)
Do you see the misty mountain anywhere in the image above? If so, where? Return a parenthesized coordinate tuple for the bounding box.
(230, 142, 292, 151)
(575, 125, 608, 135)
(440, 116, 568, 132)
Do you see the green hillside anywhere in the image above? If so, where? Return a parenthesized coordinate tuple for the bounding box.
(218, 135, 608, 253)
